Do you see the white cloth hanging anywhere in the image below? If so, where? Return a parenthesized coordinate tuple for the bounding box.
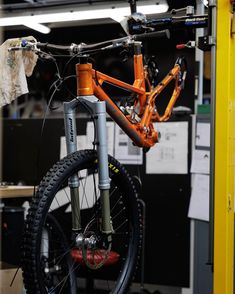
(0, 36, 38, 107)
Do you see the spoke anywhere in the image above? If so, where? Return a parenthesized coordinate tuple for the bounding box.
(80, 172, 87, 208)
(80, 172, 101, 229)
(92, 172, 98, 204)
(64, 187, 71, 203)
(58, 269, 70, 294)
(41, 238, 75, 267)
(114, 219, 128, 233)
(54, 196, 60, 209)
(111, 194, 122, 213)
(110, 186, 118, 198)
(112, 207, 126, 221)
(48, 260, 80, 294)
(40, 250, 67, 266)
(46, 247, 72, 267)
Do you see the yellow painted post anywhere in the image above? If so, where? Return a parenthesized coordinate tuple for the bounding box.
(214, 1, 235, 294)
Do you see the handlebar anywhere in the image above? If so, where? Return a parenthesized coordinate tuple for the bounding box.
(8, 29, 170, 55)
(36, 43, 72, 52)
(39, 30, 170, 53)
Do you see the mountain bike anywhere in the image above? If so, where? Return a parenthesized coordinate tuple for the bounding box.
(8, 27, 188, 294)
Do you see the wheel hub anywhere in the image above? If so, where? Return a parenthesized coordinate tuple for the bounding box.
(75, 233, 98, 249)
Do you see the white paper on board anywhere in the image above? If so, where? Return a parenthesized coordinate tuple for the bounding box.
(114, 125, 143, 165)
(188, 174, 210, 221)
(190, 149, 210, 174)
(146, 121, 188, 174)
(60, 135, 88, 178)
(50, 173, 99, 213)
(86, 121, 115, 156)
(60, 135, 87, 159)
(195, 122, 210, 148)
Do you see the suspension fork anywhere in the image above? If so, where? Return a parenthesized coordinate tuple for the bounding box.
(64, 97, 112, 235)
(79, 95, 112, 235)
(64, 99, 81, 234)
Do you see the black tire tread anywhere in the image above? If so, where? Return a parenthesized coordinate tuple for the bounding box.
(22, 150, 142, 294)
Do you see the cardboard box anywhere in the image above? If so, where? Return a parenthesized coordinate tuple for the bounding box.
(0, 262, 23, 294)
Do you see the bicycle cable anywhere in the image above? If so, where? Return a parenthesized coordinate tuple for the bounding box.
(75, 98, 99, 208)
(61, 47, 113, 78)
(33, 53, 77, 188)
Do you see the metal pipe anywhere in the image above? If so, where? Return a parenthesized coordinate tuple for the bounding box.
(129, 0, 137, 14)
(79, 96, 112, 234)
(208, 0, 217, 271)
(63, 99, 81, 231)
(195, 0, 205, 106)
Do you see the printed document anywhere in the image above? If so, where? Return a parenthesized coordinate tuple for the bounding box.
(146, 121, 188, 174)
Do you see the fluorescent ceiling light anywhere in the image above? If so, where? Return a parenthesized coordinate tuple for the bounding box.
(0, 2, 168, 30)
(24, 22, 51, 34)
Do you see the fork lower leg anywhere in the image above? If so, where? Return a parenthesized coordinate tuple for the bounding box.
(79, 96, 112, 234)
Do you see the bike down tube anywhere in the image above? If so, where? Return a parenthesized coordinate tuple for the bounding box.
(93, 83, 158, 148)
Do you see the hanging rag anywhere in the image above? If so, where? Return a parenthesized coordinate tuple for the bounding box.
(0, 36, 38, 108)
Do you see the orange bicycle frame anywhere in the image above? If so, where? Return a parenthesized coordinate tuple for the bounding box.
(76, 44, 182, 148)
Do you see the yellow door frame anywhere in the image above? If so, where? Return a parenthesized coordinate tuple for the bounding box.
(214, 1, 235, 294)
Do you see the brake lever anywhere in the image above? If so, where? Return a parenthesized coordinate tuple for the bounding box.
(140, 25, 154, 32)
(8, 40, 38, 52)
(120, 49, 129, 63)
(37, 51, 56, 61)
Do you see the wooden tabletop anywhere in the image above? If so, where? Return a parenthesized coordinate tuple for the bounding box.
(0, 185, 35, 198)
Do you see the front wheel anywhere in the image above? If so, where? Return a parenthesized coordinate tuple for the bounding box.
(22, 150, 141, 293)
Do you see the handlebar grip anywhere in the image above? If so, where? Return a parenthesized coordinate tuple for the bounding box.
(37, 42, 71, 52)
(134, 29, 170, 41)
